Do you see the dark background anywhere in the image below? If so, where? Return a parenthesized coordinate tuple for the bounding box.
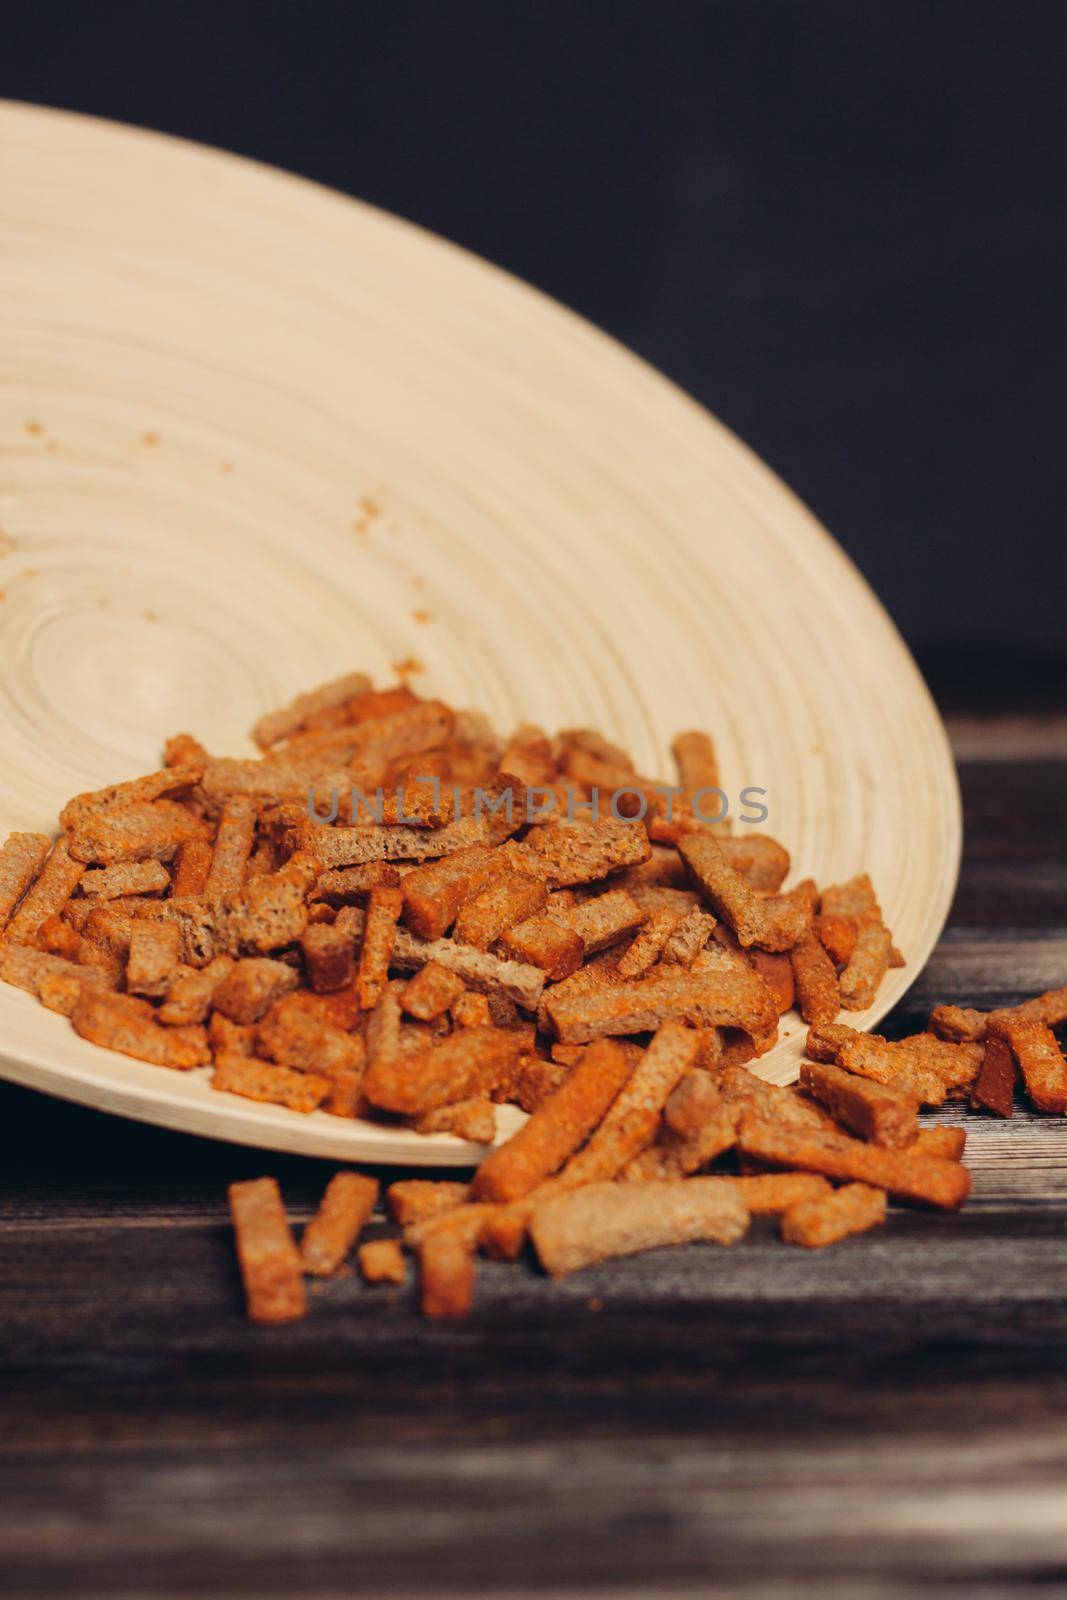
(4, 0, 1064, 693)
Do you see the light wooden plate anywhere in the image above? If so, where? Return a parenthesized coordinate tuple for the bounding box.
(0, 101, 960, 1166)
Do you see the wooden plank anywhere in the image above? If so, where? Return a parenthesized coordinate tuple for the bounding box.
(894, 929, 1067, 1018)
(2, 1366, 1067, 1598)
(951, 760, 1067, 927)
(948, 711, 1067, 761)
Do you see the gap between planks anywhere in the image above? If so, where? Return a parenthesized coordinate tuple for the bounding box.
(950, 714, 1067, 762)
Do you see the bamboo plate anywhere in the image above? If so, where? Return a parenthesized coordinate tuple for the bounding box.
(0, 101, 960, 1166)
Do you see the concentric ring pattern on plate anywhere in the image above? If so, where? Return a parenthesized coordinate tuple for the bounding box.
(0, 101, 960, 1165)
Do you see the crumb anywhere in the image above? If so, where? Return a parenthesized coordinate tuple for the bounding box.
(143, 610, 157, 623)
(219, 461, 234, 475)
(353, 496, 381, 535)
(24, 421, 44, 436)
(141, 432, 160, 447)
(392, 656, 425, 679)
(412, 609, 433, 625)
(587, 1297, 603, 1312)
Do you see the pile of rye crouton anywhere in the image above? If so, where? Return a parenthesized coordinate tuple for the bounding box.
(1, 669, 1064, 1320)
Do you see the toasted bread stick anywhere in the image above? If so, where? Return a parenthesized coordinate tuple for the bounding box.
(203, 795, 256, 900)
(362, 1026, 524, 1115)
(213, 1052, 331, 1113)
(970, 1033, 1019, 1118)
(418, 1230, 475, 1318)
(357, 886, 403, 1008)
(838, 922, 892, 1010)
(738, 1115, 971, 1210)
(678, 833, 811, 952)
(781, 1182, 887, 1248)
(229, 1177, 307, 1324)
(359, 1239, 406, 1284)
(387, 1180, 471, 1226)
(300, 1171, 379, 1276)
(552, 1023, 701, 1187)
(300, 923, 355, 993)
(401, 961, 467, 1020)
(0, 832, 52, 931)
(790, 932, 839, 1025)
(5, 838, 85, 944)
(529, 1178, 749, 1278)
(471, 1038, 633, 1203)
(800, 1059, 920, 1148)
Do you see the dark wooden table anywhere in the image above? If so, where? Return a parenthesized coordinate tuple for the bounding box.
(2, 697, 1065, 1598)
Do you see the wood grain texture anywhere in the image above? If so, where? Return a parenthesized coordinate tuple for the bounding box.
(0, 100, 959, 1162)
(4, 1365, 1067, 1599)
